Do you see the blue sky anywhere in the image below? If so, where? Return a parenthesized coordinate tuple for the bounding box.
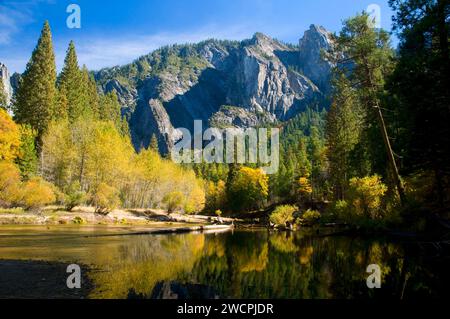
(0, 0, 395, 73)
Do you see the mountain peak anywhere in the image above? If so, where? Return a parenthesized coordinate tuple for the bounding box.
(300, 25, 333, 48)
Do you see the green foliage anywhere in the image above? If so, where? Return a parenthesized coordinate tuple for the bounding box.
(15, 125, 38, 179)
(58, 41, 88, 122)
(270, 205, 298, 226)
(388, 0, 450, 207)
(326, 75, 364, 200)
(13, 21, 57, 142)
(272, 105, 327, 203)
(302, 209, 321, 223)
(98, 91, 127, 134)
(64, 181, 86, 211)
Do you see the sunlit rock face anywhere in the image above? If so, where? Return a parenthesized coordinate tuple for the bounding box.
(0, 63, 13, 106)
(94, 26, 334, 153)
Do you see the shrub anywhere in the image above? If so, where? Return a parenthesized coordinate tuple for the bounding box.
(347, 175, 387, 219)
(64, 182, 86, 211)
(21, 177, 56, 210)
(215, 209, 222, 217)
(302, 209, 321, 223)
(163, 191, 184, 214)
(72, 216, 86, 224)
(91, 183, 120, 215)
(270, 205, 298, 226)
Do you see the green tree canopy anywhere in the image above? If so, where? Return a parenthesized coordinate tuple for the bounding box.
(13, 21, 57, 144)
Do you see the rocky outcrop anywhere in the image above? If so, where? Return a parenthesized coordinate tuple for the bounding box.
(209, 105, 276, 128)
(298, 25, 335, 94)
(94, 25, 334, 153)
(0, 63, 13, 105)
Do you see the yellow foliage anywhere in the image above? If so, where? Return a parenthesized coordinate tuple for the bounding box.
(21, 177, 56, 209)
(185, 183, 206, 214)
(91, 183, 120, 215)
(348, 175, 387, 219)
(42, 120, 206, 212)
(0, 161, 22, 206)
(228, 167, 269, 211)
(299, 246, 314, 265)
(270, 205, 298, 226)
(297, 176, 313, 196)
(270, 234, 299, 253)
(205, 179, 226, 212)
(302, 209, 321, 223)
(0, 109, 21, 162)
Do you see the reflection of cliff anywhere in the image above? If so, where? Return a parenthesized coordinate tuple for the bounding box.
(88, 234, 205, 299)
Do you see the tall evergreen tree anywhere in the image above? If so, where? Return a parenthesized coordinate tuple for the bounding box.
(58, 41, 85, 122)
(331, 14, 405, 203)
(81, 65, 100, 117)
(389, 0, 450, 206)
(13, 21, 57, 144)
(99, 90, 128, 135)
(15, 125, 38, 180)
(326, 75, 363, 200)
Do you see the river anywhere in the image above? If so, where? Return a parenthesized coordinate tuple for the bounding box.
(0, 225, 448, 299)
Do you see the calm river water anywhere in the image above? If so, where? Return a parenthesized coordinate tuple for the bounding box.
(0, 225, 448, 299)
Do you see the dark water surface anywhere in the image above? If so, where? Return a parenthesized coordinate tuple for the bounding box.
(0, 225, 448, 299)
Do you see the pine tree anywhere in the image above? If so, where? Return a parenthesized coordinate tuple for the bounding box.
(53, 87, 68, 120)
(99, 90, 126, 134)
(13, 21, 57, 144)
(58, 41, 86, 122)
(326, 75, 363, 200)
(331, 14, 405, 203)
(81, 65, 99, 117)
(15, 125, 38, 180)
(389, 0, 450, 206)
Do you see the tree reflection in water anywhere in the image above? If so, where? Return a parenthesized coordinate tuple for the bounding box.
(84, 231, 449, 299)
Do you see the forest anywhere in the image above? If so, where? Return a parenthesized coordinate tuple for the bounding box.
(0, 0, 448, 234)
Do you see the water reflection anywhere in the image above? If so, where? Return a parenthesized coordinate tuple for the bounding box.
(0, 226, 448, 299)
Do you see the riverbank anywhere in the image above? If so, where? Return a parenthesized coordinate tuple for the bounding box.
(0, 206, 237, 227)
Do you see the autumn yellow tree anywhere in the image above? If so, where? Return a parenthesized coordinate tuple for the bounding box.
(227, 167, 269, 212)
(0, 109, 21, 162)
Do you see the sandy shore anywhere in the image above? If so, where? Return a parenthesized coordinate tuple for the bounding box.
(0, 206, 237, 226)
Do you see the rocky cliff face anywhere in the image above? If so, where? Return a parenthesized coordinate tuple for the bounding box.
(0, 63, 13, 106)
(94, 25, 334, 153)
